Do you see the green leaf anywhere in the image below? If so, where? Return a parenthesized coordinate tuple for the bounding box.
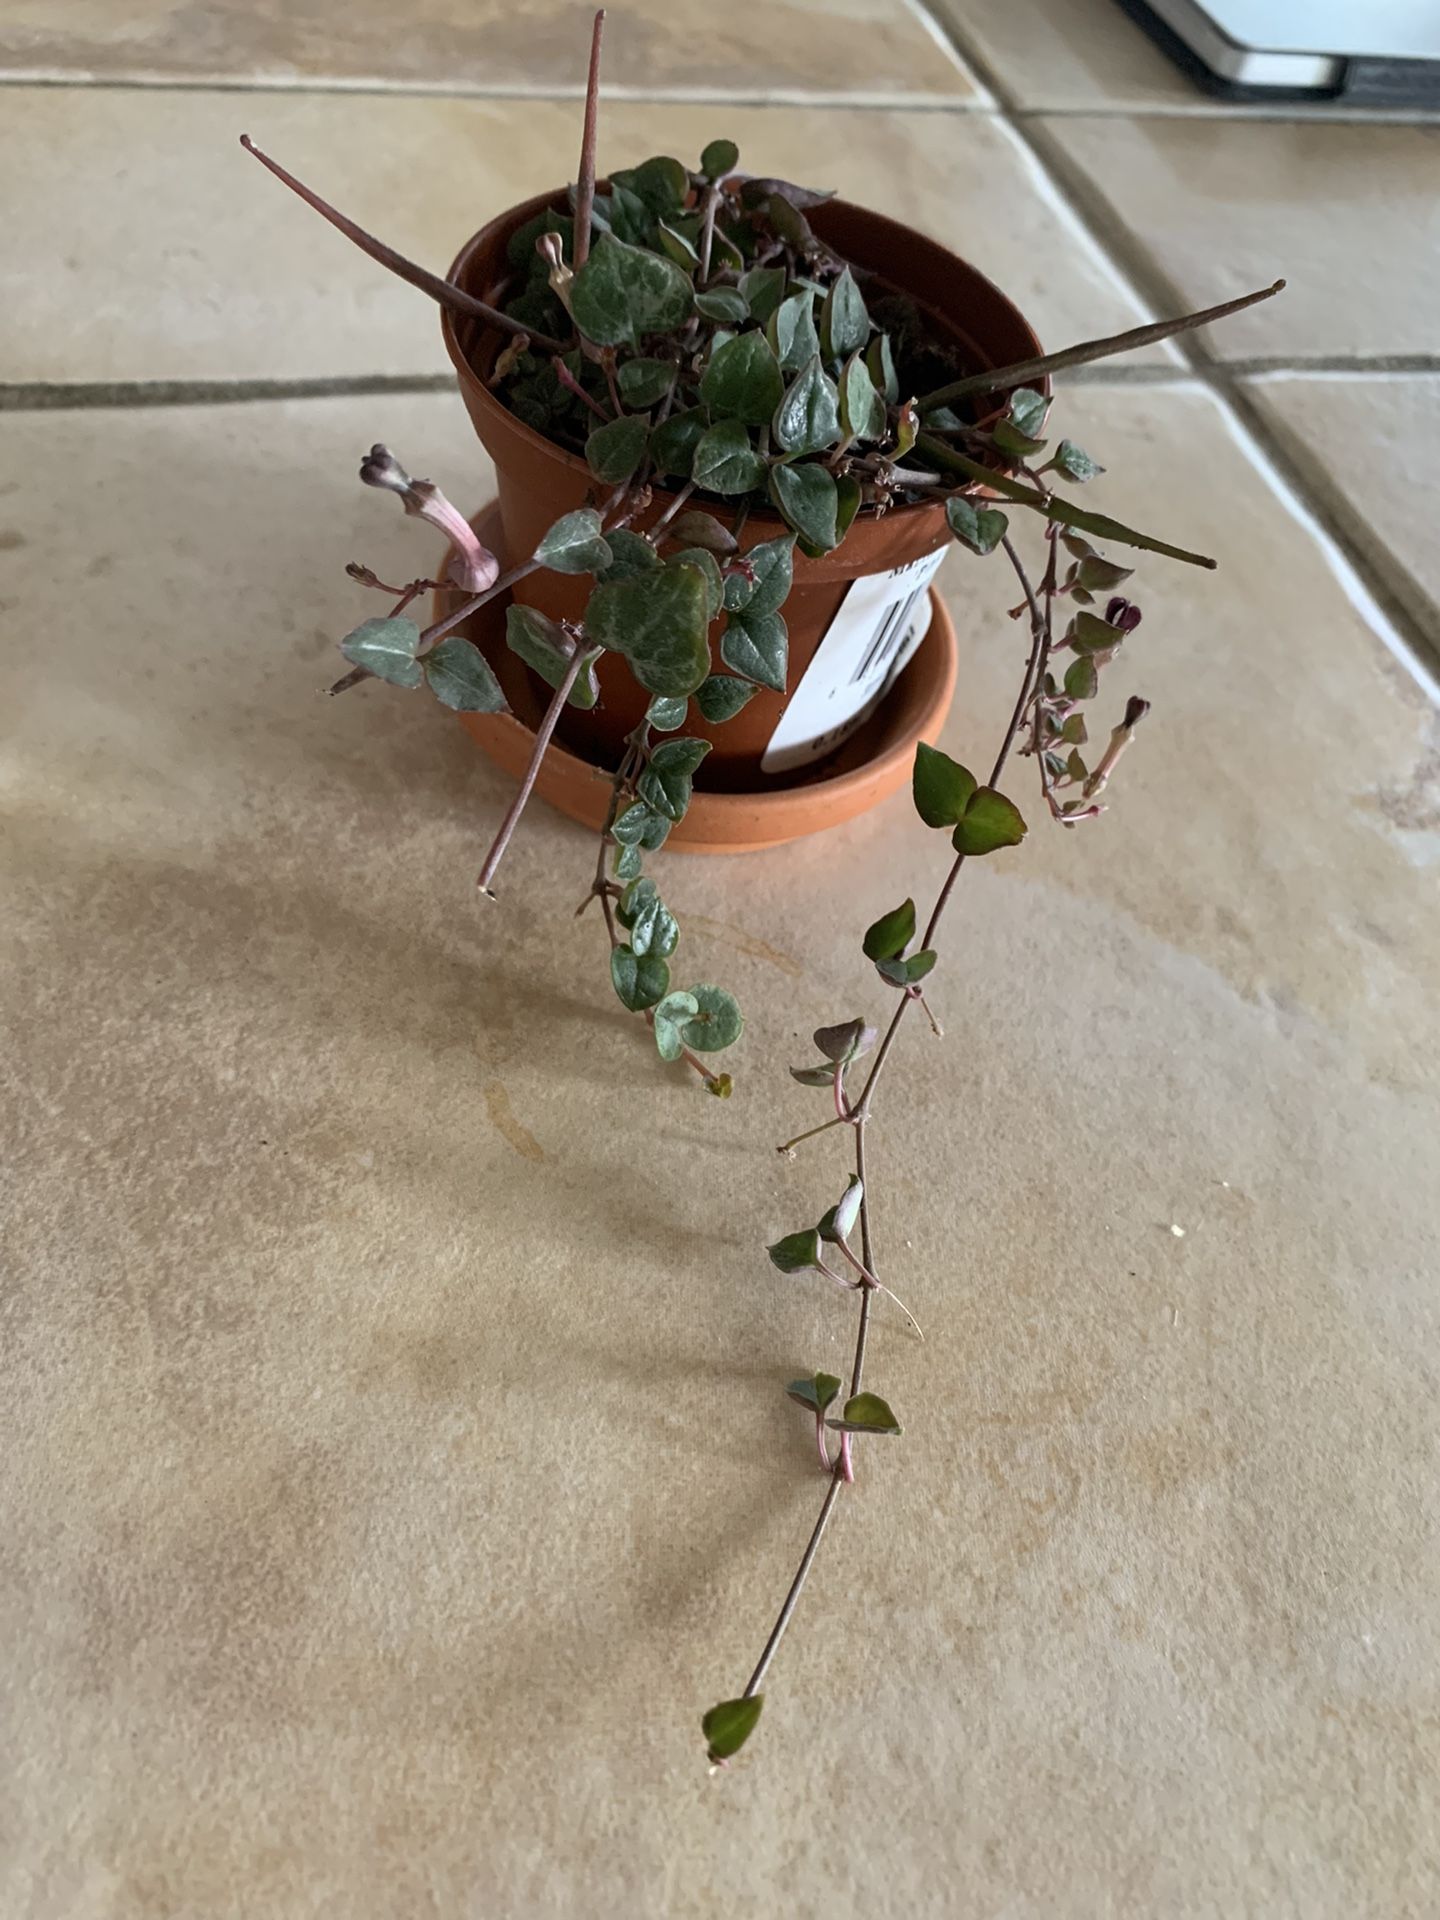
(646, 693, 689, 731)
(619, 878, 680, 959)
(614, 841, 643, 881)
(1054, 439, 1103, 483)
(694, 673, 757, 723)
(946, 496, 1008, 557)
(700, 137, 740, 180)
(786, 1372, 842, 1414)
(876, 948, 937, 987)
(504, 604, 601, 708)
(820, 267, 869, 362)
(1076, 553, 1132, 591)
(835, 472, 862, 542)
(638, 736, 712, 820)
(1070, 610, 1124, 654)
(666, 511, 736, 555)
(818, 1177, 863, 1244)
(650, 408, 707, 480)
(570, 233, 693, 348)
(720, 610, 788, 692)
(912, 741, 977, 827)
(534, 508, 613, 575)
(1008, 387, 1049, 437)
(766, 289, 820, 373)
(422, 635, 507, 713)
(610, 800, 670, 850)
(814, 1019, 875, 1064)
(585, 414, 649, 484)
(599, 528, 662, 581)
(618, 357, 677, 409)
(702, 1695, 763, 1763)
(825, 1391, 901, 1436)
(610, 946, 671, 1013)
(1064, 655, 1098, 701)
(667, 547, 724, 620)
(839, 353, 885, 442)
(679, 982, 744, 1052)
(657, 223, 700, 270)
(631, 154, 688, 217)
(586, 566, 711, 698)
(734, 534, 796, 618)
(769, 461, 839, 551)
(993, 418, 1047, 460)
(773, 354, 841, 456)
(506, 207, 572, 271)
(863, 898, 915, 962)
(653, 989, 701, 1061)
(1060, 713, 1088, 746)
(694, 287, 750, 325)
(691, 419, 767, 496)
(739, 265, 787, 325)
(598, 181, 652, 247)
(952, 787, 1027, 856)
(768, 1228, 823, 1274)
(701, 331, 784, 425)
(866, 332, 899, 404)
(339, 616, 422, 688)
(789, 1064, 837, 1088)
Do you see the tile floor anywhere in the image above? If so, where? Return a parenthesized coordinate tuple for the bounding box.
(4, 4, 1439, 1917)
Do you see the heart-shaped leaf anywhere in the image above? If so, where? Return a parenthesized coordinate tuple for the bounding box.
(839, 353, 886, 443)
(739, 265, 787, 324)
(646, 693, 689, 732)
(814, 1018, 876, 1064)
(789, 1064, 838, 1088)
(586, 566, 711, 697)
(733, 534, 796, 618)
(769, 461, 839, 550)
(820, 267, 869, 362)
(912, 741, 977, 827)
(818, 1177, 863, 1243)
(340, 617, 423, 688)
(617, 358, 678, 409)
(768, 1228, 823, 1274)
(630, 154, 688, 217)
(766, 289, 820, 372)
(504, 605, 601, 708)
(786, 1372, 843, 1414)
(667, 547, 724, 620)
(534, 508, 613, 575)
(599, 529, 663, 581)
(650, 408, 708, 480)
(666, 511, 736, 555)
(653, 989, 701, 1061)
(825, 1391, 901, 1435)
(702, 1695, 763, 1763)
(862, 898, 915, 962)
(422, 635, 507, 713)
(701, 331, 784, 425)
(610, 946, 671, 1013)
(1054, 439, 1103, 483)
(1070, 610, 1125, 655)
(946, 496, 1008, 557)
(773, 354, 840, 456)
(951, 787, 1027, 856)
(570, 233, 693, 347)
(720, 609, 788, 692)
(678, 982, 743, 1052)
(1008, 387, 1049, 437)
(694, 286, 750, 325)
(1064, 656, 1099, 701)
(692, 419, 768, 496)
(638, 736, 712, 821)
(585, 414, 649, 484)
(694, 673, 757, 722)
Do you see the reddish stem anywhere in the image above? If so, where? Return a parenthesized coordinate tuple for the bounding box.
(573, 11, 606, 273)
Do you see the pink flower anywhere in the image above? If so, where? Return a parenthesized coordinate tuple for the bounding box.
(359, 445, 499, 594)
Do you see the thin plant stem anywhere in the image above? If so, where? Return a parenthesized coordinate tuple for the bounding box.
(777, 1113, 849, 1157)
(916, 279, 1286, 411)
(742, 1473, 845, 1700)
(239, 136, 567, 354)
(476, 647, 585, 895)
(572, 10, 606, 273)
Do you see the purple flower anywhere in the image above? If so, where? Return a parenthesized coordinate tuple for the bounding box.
(359, 445, 499, 595)
(1105, 596, 1143, 634)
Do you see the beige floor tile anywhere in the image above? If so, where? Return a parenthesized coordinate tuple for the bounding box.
(1241, 371, 1440, 655)
(0, 0, 980, 102)
(2, 383, 1438, 1916)
(2, 86, 1169, 386)
(1037, 114, 1440, 360)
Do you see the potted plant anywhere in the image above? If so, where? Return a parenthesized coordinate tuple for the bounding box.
(244, 8, 1281, 1765)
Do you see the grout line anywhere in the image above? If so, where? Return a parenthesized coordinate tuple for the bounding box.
(0, 68, 991, 111)
(0, 374, 456, 412)
(910, 0, 1440, 686)
(1015, 103, 1440, 127)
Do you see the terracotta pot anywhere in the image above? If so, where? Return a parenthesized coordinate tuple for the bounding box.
(436, 505, 959, 855)
(441, 190, 1043, 779)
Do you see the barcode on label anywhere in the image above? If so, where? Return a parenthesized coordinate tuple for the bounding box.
(761, 547, 948, 775)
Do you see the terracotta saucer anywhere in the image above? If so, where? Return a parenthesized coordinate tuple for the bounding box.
(437, 503, 958, 856)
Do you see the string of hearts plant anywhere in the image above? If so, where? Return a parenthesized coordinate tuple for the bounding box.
(243, 9, 1282, 1765)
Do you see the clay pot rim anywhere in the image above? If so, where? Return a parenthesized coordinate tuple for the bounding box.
(440, 184, 1044, 537)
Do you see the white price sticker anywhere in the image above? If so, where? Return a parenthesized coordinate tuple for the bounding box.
(761, 546, 948, 775)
